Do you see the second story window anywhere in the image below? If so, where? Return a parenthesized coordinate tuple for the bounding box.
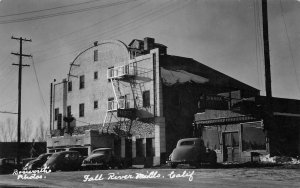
(94, 49, 98, 62)
(79, 75, 85, 89)
(94, 71, 98, 80)
(79, 103, 84, 117)
(142, 90, 150, 107)
(68, 81, 72, 92)
(94, 100, 98, 109)
(67, 106, 71, 117)
(54, 108, 59, 121)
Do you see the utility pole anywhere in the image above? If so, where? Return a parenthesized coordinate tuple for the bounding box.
(261, 0, 273, 153)
(262, 0, 272, 102)
(11, 36, 32, 165)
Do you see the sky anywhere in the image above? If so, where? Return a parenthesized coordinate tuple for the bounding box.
(0, 0, 299, 134)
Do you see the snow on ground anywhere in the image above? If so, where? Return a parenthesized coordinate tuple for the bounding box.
(260, 154, 300, 164)
(160, 68, 209, 86)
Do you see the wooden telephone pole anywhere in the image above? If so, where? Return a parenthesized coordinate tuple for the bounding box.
(261, 0, 273, 153)
(11, 36, 32, 165)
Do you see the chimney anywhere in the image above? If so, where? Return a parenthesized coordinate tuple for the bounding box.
(144, 37, 155, 51)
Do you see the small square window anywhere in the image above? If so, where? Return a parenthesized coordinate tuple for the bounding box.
(94, 101, 98, 109)
(94, 71, 98, 80)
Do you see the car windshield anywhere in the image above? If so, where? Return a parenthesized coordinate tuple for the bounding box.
(180, 141, 195, 146)
(46, 153, 60, 162)
(37, 154, 51, 160)
(93, 150, 110, 155)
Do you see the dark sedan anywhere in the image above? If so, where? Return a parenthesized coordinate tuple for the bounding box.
(167, 138, 217, 168)
(82, 148, 122, 170)
(42, 151, 83, 172)
(23, 153, 52, 171)
(0, 158, 19, 174)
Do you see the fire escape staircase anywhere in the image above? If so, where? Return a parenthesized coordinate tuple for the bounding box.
(102, 62, 152, 131)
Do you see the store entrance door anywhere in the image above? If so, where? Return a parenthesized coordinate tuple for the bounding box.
(223, 132, 240, 162)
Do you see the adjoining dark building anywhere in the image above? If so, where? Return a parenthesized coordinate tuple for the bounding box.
(48, 37, 299, 166)
(194, 96, 300, 163)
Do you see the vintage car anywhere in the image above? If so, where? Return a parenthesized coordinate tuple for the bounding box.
(0, 158, 19, 174)
(167, 138, 217, 168)
(42, 151, 83, 172)
(23, 153, 52, 171)
(82, 148, 122, 170)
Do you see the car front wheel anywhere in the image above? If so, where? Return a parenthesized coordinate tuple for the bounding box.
(171, 163, 177, 168)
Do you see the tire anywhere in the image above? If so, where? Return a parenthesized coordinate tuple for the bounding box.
(171, 163, 178, 168)
(194, 163, 201, 168)
(208, 151, 217, 166)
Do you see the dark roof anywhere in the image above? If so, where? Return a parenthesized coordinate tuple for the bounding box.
(128, 39, 143, 47)
(161, 55, 259, 94)
(256, 96, 300, 114)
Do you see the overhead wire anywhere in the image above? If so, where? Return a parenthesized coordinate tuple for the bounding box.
(279, 0, 300, 95)
(252, 0, 263, 91)
(29, 1, 171, 64)
(0, 0, 138, 24)
(0, 0, 104, 18)
(30, 0, 147, 54)
(33, 0, 181, 64)
(30, 56, 50, 123)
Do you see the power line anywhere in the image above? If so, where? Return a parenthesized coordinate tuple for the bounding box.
(28, 1, 170, 64)
(30, 57, 49, 116)
(252, 0, 263, 91)
(0, 0, 103, 18)
(30, 0, 147, 54)
(33, 0, 179, 64)
(279, 0, 300, 95)
(0, 0, 138, 24)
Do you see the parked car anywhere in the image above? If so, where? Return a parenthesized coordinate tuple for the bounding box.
(42, 151, 83, 172)
(82, 148, 122, 170)
(167, 138, 217, 168)
(23, 153, 52, 171)
(0, 158, 19, 174)
(22, 157, 36, 167)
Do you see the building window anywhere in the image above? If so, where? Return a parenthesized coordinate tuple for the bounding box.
(79, 75, 85, 89)
(57, 114, 62, 130)
(54, 108, 59, 121)
(67, 106, 71, 117)
(142, 90, 150, 107)
(94, 100, 98, 109)
(108, 97, 115, 111)
(94, 50, 98, 62)
(68, 81, 72, 92)
(94, 71, 98, 80)
(79, 103, 84, 117)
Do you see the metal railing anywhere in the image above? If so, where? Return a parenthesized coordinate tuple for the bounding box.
(107, 62, 152, 80)
(107, 99, 127, 111)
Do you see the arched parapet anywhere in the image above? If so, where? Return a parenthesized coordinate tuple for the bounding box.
(68, 40, 130, 81)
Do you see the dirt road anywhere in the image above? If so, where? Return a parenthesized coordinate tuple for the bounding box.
(0, 168, 299, 188)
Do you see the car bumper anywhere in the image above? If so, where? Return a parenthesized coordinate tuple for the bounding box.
(166, 160, 195, 164)
(81, 163, 104, 167)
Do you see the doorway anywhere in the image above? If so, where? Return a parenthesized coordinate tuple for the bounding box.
(223, 132, 240, 162)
